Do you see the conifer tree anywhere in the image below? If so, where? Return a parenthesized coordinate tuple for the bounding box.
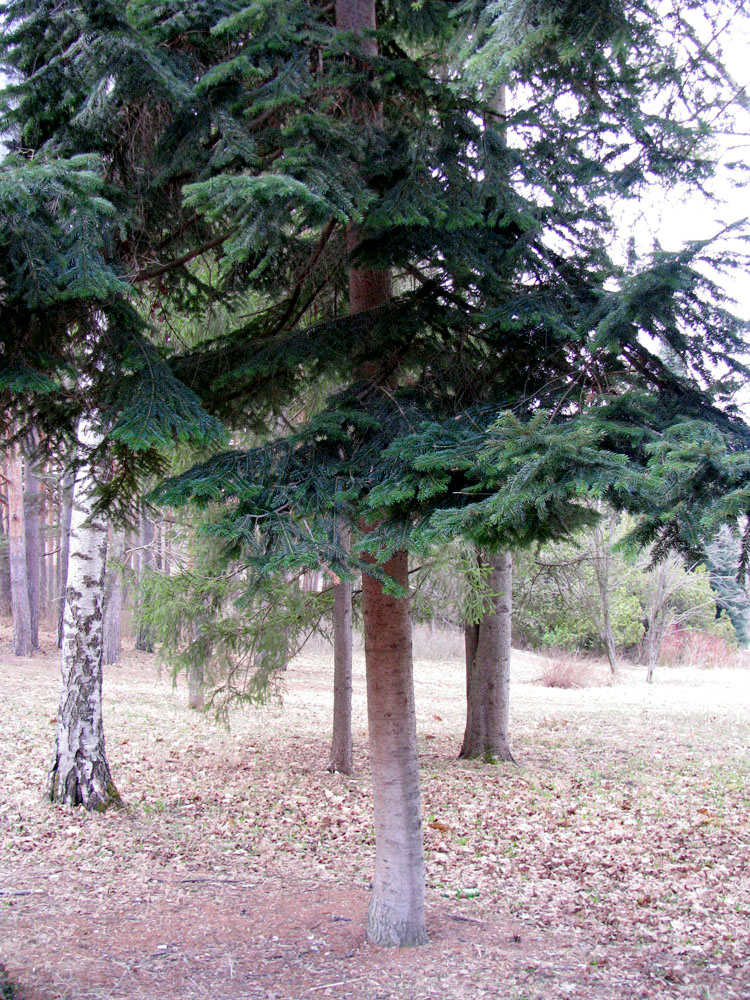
(4, 0, 750, 947)
(151, 0, 750, 947)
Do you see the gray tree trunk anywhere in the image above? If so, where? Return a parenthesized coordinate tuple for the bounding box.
(460, 550, 514, 762)
(644, 564, 670, 683)
(22, 440, 41, 649)
(335, 0, 426, 946)
(135, 507, 155, 652)
(329, 524, 353, 774)
(49, 419, 120, 811)
(7, 446, 32, 656)
(591, 512, 619, 675)
(0, 499, 12, 617)
(363, 549, 427, 946)
(102, 530, 125, 665)
(188, 659, 205, 711)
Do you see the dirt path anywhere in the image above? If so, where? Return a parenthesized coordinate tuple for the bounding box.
(1, 625, 749, 999)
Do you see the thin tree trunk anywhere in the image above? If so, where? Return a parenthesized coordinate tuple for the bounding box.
(601, 606, 618, 676)
(0, 495, 11, 617)
(644, 564, 669, 683)
(329, 525, 353, 774)
(460, 550, 514, 762)
(102, 529, 124, 665)
(57, 465, 74, 648)
(49, 418, 120, 810)
(23, 439, 41, 649)
(7, 446, 32, 655)
(39, 476, 49, 626)
(363, 549, 427, 947)
(136, 507, 155, 652)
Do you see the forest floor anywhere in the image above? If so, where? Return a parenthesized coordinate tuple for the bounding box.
(1, 623, 749, 1000)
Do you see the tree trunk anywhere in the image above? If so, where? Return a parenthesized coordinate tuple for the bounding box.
(335, 0, 426, 946)
(329, 525, 353, 774)
(601, 604, 618, 676)
(591, 511, 619, 675)
(57, 465, 74, 648)
(49, 419, 120, 811)
(188, 658, 205, 710)
(135, 507, 155, 652)
(7, 446, 32, 656)
(460, 550, 514, 762)
(102, 529, 124, 665)
(363, 549, 427, 947)
(643, 564, 670, 683)
(0, 497, 12, 617)
(23, 440, 41, 649)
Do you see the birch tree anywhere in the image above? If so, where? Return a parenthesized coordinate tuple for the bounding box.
(49, 419, 121, 810)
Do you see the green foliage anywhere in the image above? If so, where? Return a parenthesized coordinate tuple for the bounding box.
(3, 0, 750, 568)
(137, 519, 333, 719)
(513, 517, 737, 659)
(0, 153, 126, 308)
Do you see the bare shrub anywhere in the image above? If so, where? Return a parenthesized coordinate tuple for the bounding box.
(660, 629, 737, 668)
(537, 655, 593, 689)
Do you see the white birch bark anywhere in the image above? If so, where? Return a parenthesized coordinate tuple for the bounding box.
(49, 418, 120, 810)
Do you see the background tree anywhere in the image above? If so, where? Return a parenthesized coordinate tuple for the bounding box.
(6, 443, 32, 656)
(705, 524, 750, 646)
(461, 548, 515, 762)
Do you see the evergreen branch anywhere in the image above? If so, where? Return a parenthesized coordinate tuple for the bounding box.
(130, 231, 235, 283)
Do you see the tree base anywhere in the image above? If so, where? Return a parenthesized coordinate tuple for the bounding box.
(367, 895, 428, 948)
(459, 742, 516, 765)
(49, 759, 122, 812)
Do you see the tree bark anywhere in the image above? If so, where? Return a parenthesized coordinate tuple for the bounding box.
(23, 439, 41, 649)
(0, 495, 12, 617)
(7, 446, 32, 656)
(49, 419, 121, 811)
(102, 529, 125, 665)
(644, 562, 670, 683)
(460, 550, 514, 763)
(135, 507, 156, 652)
(592, 512, 619, 675)
(363, 549, 427, 946)
(329, 525, 353, 774)
(188, 657, 205, 710)
(57, 465, 74, 648)
(335, 0, 426, 946)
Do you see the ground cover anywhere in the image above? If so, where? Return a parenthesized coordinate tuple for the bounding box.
(1, 623, 748, 999)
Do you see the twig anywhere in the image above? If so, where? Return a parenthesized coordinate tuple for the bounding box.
(445, 912, 485, 926)
(307, 977, 366, 993)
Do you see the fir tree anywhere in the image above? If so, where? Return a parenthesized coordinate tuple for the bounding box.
(151, 0, 750, 947)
